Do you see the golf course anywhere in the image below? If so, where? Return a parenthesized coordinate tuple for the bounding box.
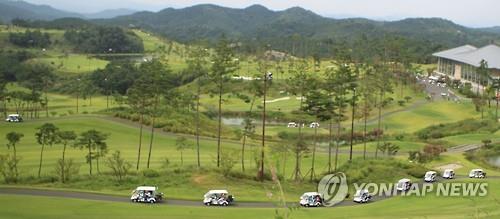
(1, 1, 500, 218)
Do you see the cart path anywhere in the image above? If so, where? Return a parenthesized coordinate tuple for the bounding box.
(0, 187, 394, 208)
(1, 175, 498, 208)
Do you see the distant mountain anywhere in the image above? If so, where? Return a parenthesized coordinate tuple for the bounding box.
(84, 9, 137, 19)
(0, 0, 82, 21)
(479, 26, 500, 34)
(96, 4, 500, 61)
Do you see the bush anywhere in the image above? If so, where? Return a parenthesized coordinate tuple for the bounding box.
(0, 154, 20, 183)
(142, 169, 160, 178)
(106, 151, 132, 182)
(55, 158, 80, 183)
(416, 119, 499, 140)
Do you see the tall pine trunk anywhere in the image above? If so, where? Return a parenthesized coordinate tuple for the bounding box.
(242, 96, 256, 172)
(363, 102, 368, 160)
(136, 112, 144, 170)
(62, 143, 67, 183)
(375, 92, 383, 158)
(196, 80, 201, 168)
(38, 144, 45, 178)
(147, 96, 159, 169)
(216, 80, 222, 167)
(293, 95, 304, 181)
(310, 125, 318, 181)
(328, 119, 333, 172)
(88, 141, 93, 175)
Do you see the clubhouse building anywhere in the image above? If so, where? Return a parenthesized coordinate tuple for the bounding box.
(433, 44, 500, 89)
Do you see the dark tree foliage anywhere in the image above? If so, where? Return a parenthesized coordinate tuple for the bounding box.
(0, 50, 33, 82)
(64, 26, 144, 53)
(11, 18, 92, 30)
(9, 30, 51, 48)
(89, 61, 140, 95)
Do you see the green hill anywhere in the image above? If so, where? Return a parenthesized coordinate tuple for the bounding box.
(96, 4, 500, 62)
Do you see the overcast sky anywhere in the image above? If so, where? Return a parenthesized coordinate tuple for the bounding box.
(24, 0, 500, 27)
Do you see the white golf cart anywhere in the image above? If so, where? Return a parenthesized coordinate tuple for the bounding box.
(309, 122, 320, 128)
(396, 178, 412, 192)
(442, 169, 455, 179)
(203, 190, 234, 206)
(5, 114, 23, 123)
(424, 171, 437, 183)
(130, 186, 163, 203)
(299, 192, 324, 207)
(469, 169, 486, 178)
(287, 122, 298, 128)
(353, 189, 372, 203)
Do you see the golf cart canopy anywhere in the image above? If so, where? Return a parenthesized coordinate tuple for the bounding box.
(8, 114, 20, 117)
(204, 190, 228, 197)
(398, 179, 411, 184)
(135, 186, 157, 191)
(470, 169, 483, 173)
(354, 189, 369, 197)
(444, 169, 454, 173)
(425, 171, 437, 177)
(301, 192, 322, 198)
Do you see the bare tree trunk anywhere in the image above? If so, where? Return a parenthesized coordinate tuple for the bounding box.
(334, 119, 341, 171)
(38, 144, 45, 178)
(349, 89, 356, 161)
(363, 103, 368, 160)
(62, 143, 67, 183)
(147, 96, 159, 169)
(196, 80, 201, 168)
(257, 74, 267, 181)
(136, 112, 144, 170)
(328, 119, 333, 172)
(88, 143, 93, 175)
(375, 92, 383, 158)
(294, 95, 304, 181)
(217, 81, 222, 167)
(310, 125, 318, 181)
(241, 96, 256, 172)
(496, 93, 499, 121)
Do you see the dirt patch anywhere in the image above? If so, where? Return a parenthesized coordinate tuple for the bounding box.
(434, 163, 463, 171)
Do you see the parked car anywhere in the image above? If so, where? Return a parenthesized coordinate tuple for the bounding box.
(130, 186, 163, 203)
(353, 189, 372, 203)
(424, 171, 437, 182)
(309, 122, 320, 128)
(469, 169, 486, 178)
(299, 192, 323, 207)
(442, 169, 455, 179)
(203, 190, 234, 206)
(396, 178, 412, 192)
(287, 122, 298, 128)
(5, 114, 23, 123)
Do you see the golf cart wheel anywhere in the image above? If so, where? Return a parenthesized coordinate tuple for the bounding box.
(150, 200, 155, 204)
(205, 202, 210, 206)
(223, 203, 228, 206)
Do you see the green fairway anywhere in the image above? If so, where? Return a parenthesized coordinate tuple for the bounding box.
(32, 54, 109, 74)
(366, 101, 481, 134)
(0, 115, 354, 201)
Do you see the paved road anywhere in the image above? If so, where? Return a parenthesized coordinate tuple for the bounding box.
(1, 175, 497, 208)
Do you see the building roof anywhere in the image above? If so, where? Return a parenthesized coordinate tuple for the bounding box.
(433, 44, 500, 69)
